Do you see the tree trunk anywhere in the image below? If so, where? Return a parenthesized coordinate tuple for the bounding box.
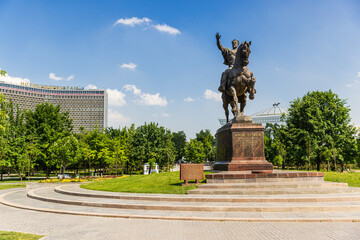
(88, 162, 91, 176)
(327, 160, 330, 172)
(281, 155, 285, 170)
(46, 167, 50, 179)
(316, 156, 320, 171)
(62, 166, 66, 179)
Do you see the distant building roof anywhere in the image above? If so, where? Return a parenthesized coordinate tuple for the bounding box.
(218, 102, 289, 126)
(251, 102, 288, 124)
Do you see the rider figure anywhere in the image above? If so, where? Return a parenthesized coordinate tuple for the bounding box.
(216, 32, 239, 92)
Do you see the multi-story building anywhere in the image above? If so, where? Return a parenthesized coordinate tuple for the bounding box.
(0, 81, 108, 132)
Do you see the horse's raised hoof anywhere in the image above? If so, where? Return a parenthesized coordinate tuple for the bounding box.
(249, 93, 255, 100)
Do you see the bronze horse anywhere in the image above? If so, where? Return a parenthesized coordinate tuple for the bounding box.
(222, 41, 256, 123)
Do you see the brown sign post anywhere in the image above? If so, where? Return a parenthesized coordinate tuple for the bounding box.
(180, 164, 204, 186)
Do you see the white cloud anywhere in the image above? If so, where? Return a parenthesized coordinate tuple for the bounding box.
(123, 84, 167, 106)
(120, 63, 137, 70)
(139, 92, 167, 106)
(0, 74, 30, 85)
(66, 75, 74, 81)
(106, 88, 126, 106)
(184, 97, 195, 102)
(85, 84, 98, 90)
(114, 17, 151, 27)
(123, 84, 141, 95)
(357, 72, 360, 78)
(49, 73, 74, 81)
(153, 24, 181, 35)
(114, 16, 180, 36)
(108, 108, 130, 127)
(204, 89, 222, 102)
(49, 73, 63, 81)
(346, 79, 360, 87)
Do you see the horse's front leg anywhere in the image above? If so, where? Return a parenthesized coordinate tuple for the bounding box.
(229, 86, 239, 116)
(222, 94, 229, 123)
(239, 94, 247, 115)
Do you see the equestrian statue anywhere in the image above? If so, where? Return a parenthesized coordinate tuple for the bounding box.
(216, 33, 256, 123)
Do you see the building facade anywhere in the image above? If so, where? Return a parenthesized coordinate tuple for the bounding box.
(0, 81, 108, 132)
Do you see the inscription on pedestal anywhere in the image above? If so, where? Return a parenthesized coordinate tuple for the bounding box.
(233, 132, 264, 160)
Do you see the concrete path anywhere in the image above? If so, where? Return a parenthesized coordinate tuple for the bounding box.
(1, 188, 360, 239)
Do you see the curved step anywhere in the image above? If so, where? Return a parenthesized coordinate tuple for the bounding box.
(197, 182, 348, 189)
(55, 184, 360, 203)
(26, 187, 360, 213)
(2, 188, 360, 222)
(187, 187, 360, 195)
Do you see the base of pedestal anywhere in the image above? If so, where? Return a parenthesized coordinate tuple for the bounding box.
(206, 170, 325, 184)
(213, 160, 274, 172)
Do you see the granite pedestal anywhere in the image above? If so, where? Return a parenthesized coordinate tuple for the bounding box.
(213, 115, 273, 172)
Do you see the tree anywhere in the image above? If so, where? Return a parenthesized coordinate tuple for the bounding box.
(185, 139, 206, 163)
(83, 126, 109, 175)
(4, 101, 28, 181)
(0, 94, 9, 180)
(24, 103, 73, 178)
(129, 123, 175, 173)
(0, 69, 6, 77)
(172, 131, 186, 161)
(50, 135, 79, 177)
(284, 90, 357, 171)
(196, 129, 216, 162)
(23, 141, 40, 180)
(264, 123, 287, 168)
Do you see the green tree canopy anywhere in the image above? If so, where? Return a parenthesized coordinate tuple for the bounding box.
(24, 103, 73, 177)
(284, 90, 357, 171)
(129, 122, 175, 173)
(0, 69, 6, 77)
(0, 94, 9, 180)
(185, 139, 206, 163)
(172, 131, 186, 161)
(196, 129, 216, 162)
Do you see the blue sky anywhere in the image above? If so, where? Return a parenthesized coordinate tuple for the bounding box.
(0, 0, 360, 138)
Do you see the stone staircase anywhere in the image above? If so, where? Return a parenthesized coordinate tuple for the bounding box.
(1, 183, 360, 222)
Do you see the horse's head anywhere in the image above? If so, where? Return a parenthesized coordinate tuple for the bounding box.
(237, 41, 251, 66)
(239, 41, 251, 57)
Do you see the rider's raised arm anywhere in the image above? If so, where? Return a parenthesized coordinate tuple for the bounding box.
(216, 32, 224, 51)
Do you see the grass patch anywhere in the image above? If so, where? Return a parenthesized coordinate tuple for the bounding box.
(81, 171, 213, 194)
(324, 172, 360, 187)
(0, 184, 25, 190)
(0, 231, 43, 240)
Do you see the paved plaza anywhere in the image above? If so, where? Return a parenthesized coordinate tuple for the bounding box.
(1, 188, 360, 240)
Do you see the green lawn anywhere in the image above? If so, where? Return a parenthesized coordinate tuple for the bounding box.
(0, 184, 26, 190)
(324, 172, 360, 187)
(0, 231, 43, 240)
(81, 171, 212, 194)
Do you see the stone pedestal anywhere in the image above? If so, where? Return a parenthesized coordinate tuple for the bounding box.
(214, 115, 273, 172)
